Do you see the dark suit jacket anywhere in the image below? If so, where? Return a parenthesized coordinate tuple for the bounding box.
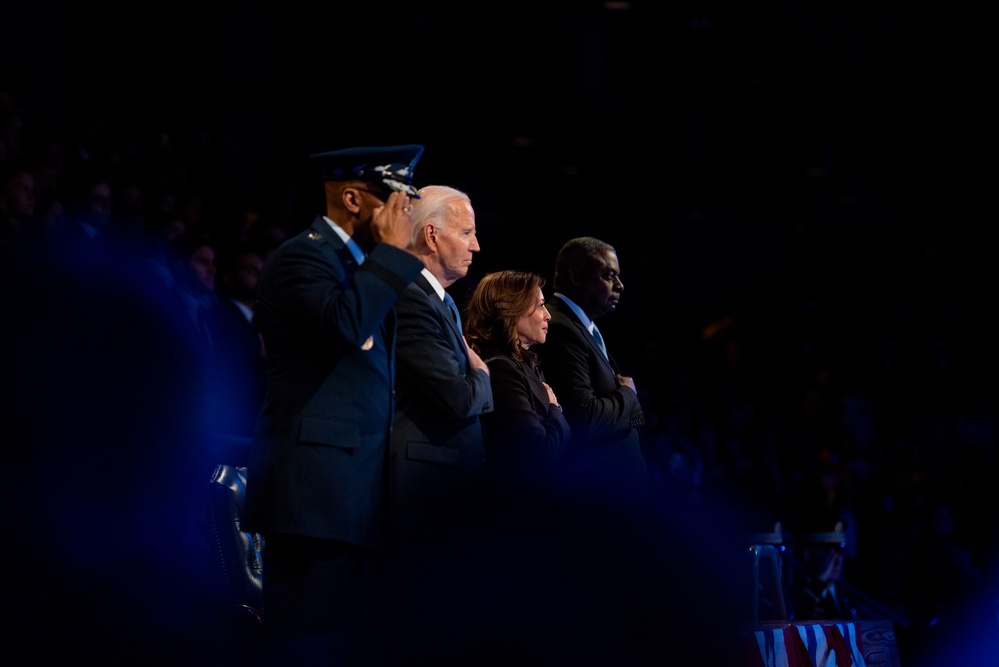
(536, 295, 648, 496)
(478, 346, 571, 488)
(207, 295, 266, 453)
(242, 216, 423, 549)
(390, 274, 493, 528)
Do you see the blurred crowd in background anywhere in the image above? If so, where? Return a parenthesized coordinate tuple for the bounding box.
(4, 3, 999, 664)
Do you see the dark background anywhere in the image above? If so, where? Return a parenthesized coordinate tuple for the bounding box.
(5, 2, 996, 323)
(4, 2, 999, 663)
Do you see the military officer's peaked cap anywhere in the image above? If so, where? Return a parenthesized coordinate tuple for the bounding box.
(309, 144, 424, 198)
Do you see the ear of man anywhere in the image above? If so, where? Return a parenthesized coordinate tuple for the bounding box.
(341, 185, 366, 214)
(425, 222, 439, 249)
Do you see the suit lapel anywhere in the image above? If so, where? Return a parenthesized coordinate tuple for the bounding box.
(552, 297, 615, 372)
(308, 217, 386, 354)
(308, 216, 359, 284)
(414, 274, 469, 364)
(416, 275, 463, 339)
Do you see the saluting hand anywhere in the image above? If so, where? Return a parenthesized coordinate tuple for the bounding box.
(371, 191, 415, 250)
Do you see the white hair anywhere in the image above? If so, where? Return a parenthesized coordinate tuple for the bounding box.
(409, 185, 471, 247)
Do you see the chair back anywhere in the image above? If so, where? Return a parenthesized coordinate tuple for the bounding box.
(207, 464, 264, 626)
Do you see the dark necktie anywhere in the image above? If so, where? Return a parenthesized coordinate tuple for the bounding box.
(443, 292, 462, 335)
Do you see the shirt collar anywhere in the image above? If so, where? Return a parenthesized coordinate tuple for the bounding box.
(554, 292, 595, 331)
(422, 267, 446, 301)
(323, 216, 366, 265)
(231, 298, 254, 323)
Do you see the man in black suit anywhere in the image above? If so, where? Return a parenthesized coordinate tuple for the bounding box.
(536, 236, 648, 503)
(390, 185, 493, 535)
(209, 242, 267, 459)
(241, 145, 425, 665)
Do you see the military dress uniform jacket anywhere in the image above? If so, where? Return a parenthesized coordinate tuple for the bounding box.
(390, 273, 493, 528)
(242, 215, 424, 550)
(536, 296, 647, 497)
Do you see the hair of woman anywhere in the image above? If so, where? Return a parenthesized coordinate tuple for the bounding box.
(465, 269, 546, 362)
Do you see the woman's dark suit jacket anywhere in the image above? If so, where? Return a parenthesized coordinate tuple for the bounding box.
(479, 346, 571, 486)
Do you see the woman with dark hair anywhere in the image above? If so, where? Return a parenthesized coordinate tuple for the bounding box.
(464, 270, 571, 487)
